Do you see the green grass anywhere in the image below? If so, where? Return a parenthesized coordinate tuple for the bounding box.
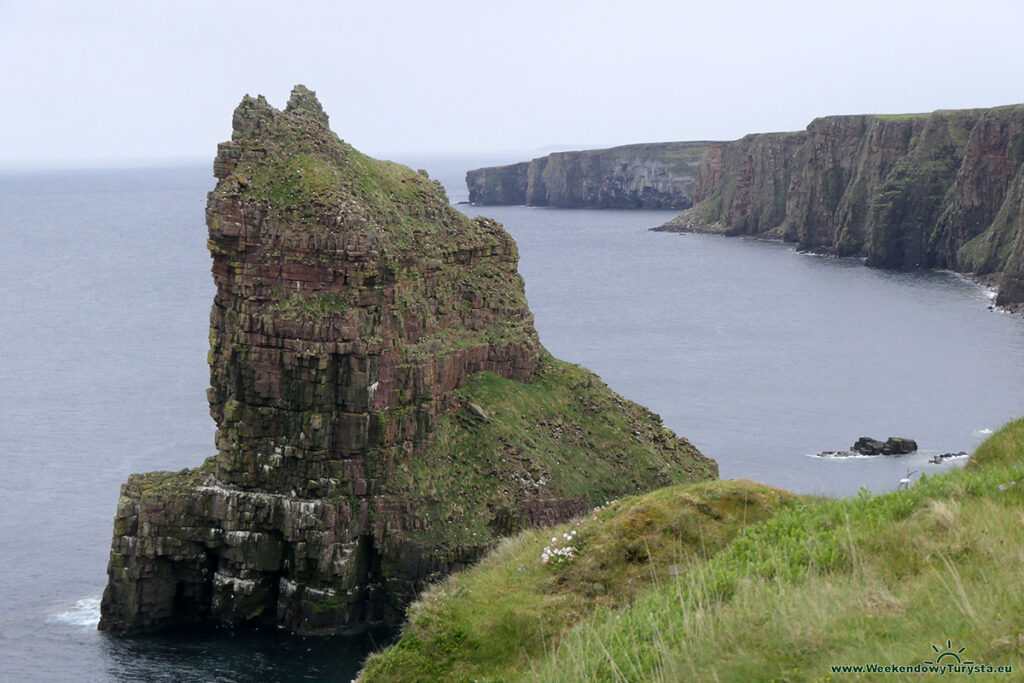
(278, 291, 350, 319)
(870, 112, 931, 121)
(361, 479, 792, 681)
(360, 418, 1024, 682)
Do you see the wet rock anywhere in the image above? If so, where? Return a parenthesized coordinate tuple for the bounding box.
(851, 436, 917, 455)
(852, 437, 886, 455)
(881, 437, 918, 455)
(929, 451, 968, 464)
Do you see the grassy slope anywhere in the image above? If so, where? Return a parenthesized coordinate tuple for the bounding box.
(361, 419, 1024, 681)
(383, 356, 717, 550)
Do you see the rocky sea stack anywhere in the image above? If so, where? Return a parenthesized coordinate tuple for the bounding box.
(98, 86, 716, 634)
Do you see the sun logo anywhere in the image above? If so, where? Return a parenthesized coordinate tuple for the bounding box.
(923, 639, 974, 666)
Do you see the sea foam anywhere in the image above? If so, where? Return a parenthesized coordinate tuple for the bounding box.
(48, 596, 101, 628)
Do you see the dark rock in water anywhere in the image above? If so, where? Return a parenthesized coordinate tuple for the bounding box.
(852, 437, 886, 455)
(851, 436, 917, 455)
(881, 437, 918, 455)
(929, 451, 968, 464)
(98, 86, 717, 635)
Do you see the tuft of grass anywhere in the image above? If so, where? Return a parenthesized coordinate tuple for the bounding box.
(277, 291, 350, 319)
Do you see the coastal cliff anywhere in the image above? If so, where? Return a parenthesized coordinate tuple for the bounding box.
(657, 106, 1024, 306)
(466, 142, 710, 209)
(98, 87, 716, 634)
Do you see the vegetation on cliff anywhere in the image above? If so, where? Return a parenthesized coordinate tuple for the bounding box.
(361, 419, 1024, 681)
(99, 86, 715, 635)
(659, 105, 1024, 307)
(383, 356, 715, 553)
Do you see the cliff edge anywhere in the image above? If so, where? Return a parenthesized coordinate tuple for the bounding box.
(657, 106, 1024, 307)
(98, 86, 716, 634)
(466, 142, 712, 209)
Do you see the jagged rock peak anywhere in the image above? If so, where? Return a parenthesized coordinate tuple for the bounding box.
(230, 93, 274, 141)
(285, 84, 329, 126)
(227, 85, 327, 151)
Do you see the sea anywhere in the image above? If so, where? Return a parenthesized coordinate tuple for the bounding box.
(3, 154, 1024, 680)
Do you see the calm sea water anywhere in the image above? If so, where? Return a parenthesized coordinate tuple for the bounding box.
(3, 158, 1024, 680)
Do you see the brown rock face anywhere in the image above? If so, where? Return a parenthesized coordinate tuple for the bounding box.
(98, 86, 716, 634)
(206, 104, 540, 497)
(658, 105, 1024, 305)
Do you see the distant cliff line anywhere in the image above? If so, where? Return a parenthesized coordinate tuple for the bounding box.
(655, 105, 1024, 308)
(466, 141, 713, 209)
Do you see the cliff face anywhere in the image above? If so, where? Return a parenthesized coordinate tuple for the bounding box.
(659, 106, 1024, 306)
(99, 86, 716, 634)
(466, 142, 711, 209)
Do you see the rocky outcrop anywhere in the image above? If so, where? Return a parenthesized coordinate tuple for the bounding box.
(467, 142, 712, 209)
(815, 436, 919, 457)
(98, 87, 717, 634)
(852, 437, 918, 456)
(657, 105, 1024, 306)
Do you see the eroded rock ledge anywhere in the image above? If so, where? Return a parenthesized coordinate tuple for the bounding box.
(98, 86, 716, 634)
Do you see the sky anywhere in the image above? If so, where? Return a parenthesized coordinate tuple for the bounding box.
(2, 0, 1023, 166)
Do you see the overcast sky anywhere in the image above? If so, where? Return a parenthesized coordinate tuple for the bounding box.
(2, 0, 1023, 166)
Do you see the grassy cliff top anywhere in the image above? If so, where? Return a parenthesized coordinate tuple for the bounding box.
(361, 418, 1024, 681)
(550, 140, 717, 159)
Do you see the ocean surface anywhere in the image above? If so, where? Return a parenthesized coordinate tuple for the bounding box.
(3, 157, 1024, 680)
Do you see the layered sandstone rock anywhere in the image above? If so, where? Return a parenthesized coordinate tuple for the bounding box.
(466, 142, 711, 209)
(99, 86, 716, 634)
(657, 105, 1024, 306)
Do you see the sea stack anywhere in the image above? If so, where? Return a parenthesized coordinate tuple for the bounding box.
(98, 86, 716, 633)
